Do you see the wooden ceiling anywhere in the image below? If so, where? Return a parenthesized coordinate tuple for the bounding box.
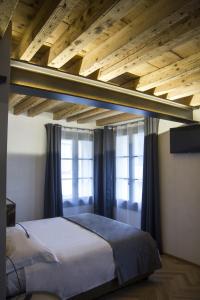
(8, 93, 140, 126)
(1, 0, 200, 124)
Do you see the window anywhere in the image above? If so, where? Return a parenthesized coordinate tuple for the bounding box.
(115, 121, 144, 211)
(61, 129, 94, 208)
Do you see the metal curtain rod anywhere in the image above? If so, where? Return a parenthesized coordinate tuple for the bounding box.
(45, 123, 94, 132)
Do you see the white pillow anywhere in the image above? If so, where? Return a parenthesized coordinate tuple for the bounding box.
(6, 226, 59, 274)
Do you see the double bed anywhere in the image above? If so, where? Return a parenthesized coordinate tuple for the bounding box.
(6, 213, 161, 299)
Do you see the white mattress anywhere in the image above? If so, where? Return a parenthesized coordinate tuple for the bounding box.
(20, 217, 115, 299)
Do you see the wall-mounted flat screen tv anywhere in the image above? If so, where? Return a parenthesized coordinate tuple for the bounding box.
(170, 124, 200, 153)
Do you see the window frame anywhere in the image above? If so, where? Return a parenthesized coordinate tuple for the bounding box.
(115, 125, 144, 210)
(61, 130, 94, 206)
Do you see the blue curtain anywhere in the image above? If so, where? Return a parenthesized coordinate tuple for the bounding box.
(141, 118, 162, 252)
(94, 127, 115, 218)
(44, 124, 63, 218)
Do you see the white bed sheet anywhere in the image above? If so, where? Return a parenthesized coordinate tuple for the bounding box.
(21, 217, 115, 299)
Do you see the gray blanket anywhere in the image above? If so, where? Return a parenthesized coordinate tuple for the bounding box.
(66, 213, 161, 285)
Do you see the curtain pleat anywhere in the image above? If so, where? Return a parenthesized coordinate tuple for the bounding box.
(94, 127, 115, 218)
(44, 124, 63, 218)
(141, 117, 162, 252)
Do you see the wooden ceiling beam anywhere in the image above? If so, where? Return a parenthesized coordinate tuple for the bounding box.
(77, 110, 121, 124)
(53, 104, 88, 120)
(96, 113, 140, 126)
(9, 93, 26, 109)
(98, 10, 200, 81)
(190, 94, 200, 106)
(154, 71, 200, 96)
(136, 52, 200, 92)
(167, 82, 200, 100)
(28, 99, 60, 117)
(13, 96, 45, 115)
(48, 0, 138, 68)
(67, 107, 106, 122)
(0, 0, 18, 38)
(15, 0, 70, 61)
(80, 0, 192, 77)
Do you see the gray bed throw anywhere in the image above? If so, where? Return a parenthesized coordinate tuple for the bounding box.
(66, 213, 161, 285)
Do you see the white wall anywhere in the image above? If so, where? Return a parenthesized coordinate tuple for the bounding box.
(159, 120, 200, 265)
(7, 112, 94, 222)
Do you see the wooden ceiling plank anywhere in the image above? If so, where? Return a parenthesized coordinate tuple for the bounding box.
(80, 0, 192, 77)
(167, 82, 200, 100)
(0, 0, 18, 38)
(48, 0, 140, 68)
(15, 0, 71, 61)
(28, 99, 60, 117)
(53, 104, 88, 120)
(67, 107, 106, 122)
(154, 71, 200, 96)
(77, 110, 121, 124)
(96, 113, 140, 126)
(128, 62, 158, 77)
(97, 2, 200, 81)
(136, 52, 200, 92)
(148, 51, 181, 69)
(9, 93, 26, 109)
(13, 96, 45, 115)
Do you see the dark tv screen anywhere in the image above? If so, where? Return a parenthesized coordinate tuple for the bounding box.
(170, 124, 200, 153)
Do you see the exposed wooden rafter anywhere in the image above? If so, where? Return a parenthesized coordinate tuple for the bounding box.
(167, 82, 200, 100)
(28, 99, 60, 117)
(98, 12, 200, 81)
(48, 0, 140, 68)
(9, 93, 26, 109)
(6, 0, 200, 123)
(77, 110, 121, 124)
(80, 0, 193, 77)
(190, 94, 200, 106)
(136, 52, 200, 91)
(67, 108, 107, 122)
(0, 0, 18, 38)
(53, 104, 89, 120)
(13, 96, 45, 115)
(154, 71, 200, 96)
(96, 113, 140, 126)
(15, 0, 70, 61)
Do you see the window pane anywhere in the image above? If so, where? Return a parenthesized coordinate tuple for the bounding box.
(78, 160, 93, 178)
(116, 135, 128, 156)
(61, 139, 72, 158)
(62, 179, 72, 200)
(78, 140, 93, 159)
(131, 133, 144, 156)
(116, 157, 129, 178)
(116, 179, 129, 201)
(133, 180, 142, 208)
(61, 160, 72, 179)
(131, 157, 143, 180)
(79, 179, 93, 198)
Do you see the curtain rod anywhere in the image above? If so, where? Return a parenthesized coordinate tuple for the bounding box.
(62, 125, 93, 132)
(45, 123, 93, 132)
(108, 117, 144, 129)
(46, 118, 144, 132)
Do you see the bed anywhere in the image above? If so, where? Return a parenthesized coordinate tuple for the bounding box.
(6, 213, 161, 299)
